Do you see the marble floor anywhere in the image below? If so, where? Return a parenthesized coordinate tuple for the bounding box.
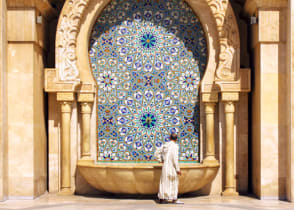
(0, 194, 293, 210)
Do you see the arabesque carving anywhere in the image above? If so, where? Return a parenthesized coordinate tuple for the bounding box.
(56, 0, 90, 81)
(207, 0, 240, 80)
(55, 0, 240, 84)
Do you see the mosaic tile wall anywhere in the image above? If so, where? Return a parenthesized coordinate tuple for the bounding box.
(89, 0, 207, 162)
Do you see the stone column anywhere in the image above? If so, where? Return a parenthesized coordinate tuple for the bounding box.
(202, 93, 218, 165)
(0, 0, 7, 201)
(78, 93, 94, 162)
(57, 92, 74, 195)
(288, 0, 294, 202)
(222, 92, 239, 196)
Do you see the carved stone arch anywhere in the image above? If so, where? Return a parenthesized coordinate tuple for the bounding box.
(51, 0, 242, 94)
(207, 0, 240, 81)
(45, 0, 251, 195)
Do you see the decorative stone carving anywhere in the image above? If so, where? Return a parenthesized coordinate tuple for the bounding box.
(221, 92, 239, 102)
(56, 0, 90, 81)
(202, 93, 219, 103)
(57, 92, 75, 102)
(55, 0, 240, 84)
(207, 0, 240, 81)
(77, 93, 94, 102)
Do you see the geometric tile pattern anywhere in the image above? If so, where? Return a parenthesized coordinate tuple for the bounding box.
(89, 0, 207, 162)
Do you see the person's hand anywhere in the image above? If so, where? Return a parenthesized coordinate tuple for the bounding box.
(177, 171, 181, 176)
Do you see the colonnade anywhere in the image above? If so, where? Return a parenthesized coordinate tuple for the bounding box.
(57, 91, 239, 195)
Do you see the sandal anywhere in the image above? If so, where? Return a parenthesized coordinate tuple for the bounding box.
(159, 199, 168, 204)
(172, 200, 184, 204)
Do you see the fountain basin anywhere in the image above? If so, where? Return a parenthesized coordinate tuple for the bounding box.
(77, 160, 219, 194)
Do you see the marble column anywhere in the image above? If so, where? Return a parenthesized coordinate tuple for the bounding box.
(57, 92, 74, 195)
(78, 93, 94, 162)
(202, 93, 218, 165)
(222, 92, 239, 196)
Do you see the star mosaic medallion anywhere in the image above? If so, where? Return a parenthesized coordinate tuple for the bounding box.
(89, 0, 207, 162)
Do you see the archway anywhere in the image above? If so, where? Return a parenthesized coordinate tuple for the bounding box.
(45, 0, 250, 195)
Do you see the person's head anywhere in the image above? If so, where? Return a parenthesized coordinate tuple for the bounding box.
(170, 133, 178, 142)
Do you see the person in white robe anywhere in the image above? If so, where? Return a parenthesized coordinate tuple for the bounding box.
(155, 133, 183, 204)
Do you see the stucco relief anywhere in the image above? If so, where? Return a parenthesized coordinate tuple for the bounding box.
(54, 0, 241, 86)
(56, 0, 90, 81)
(207, 0, 240, 80)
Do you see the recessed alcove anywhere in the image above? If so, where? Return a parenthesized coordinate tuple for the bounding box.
(46, 0, 250, 196)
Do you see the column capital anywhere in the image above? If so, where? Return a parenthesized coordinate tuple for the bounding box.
(244, 0, 287, 15)
(7, 0, 57, 18)
(221, 92, 239, 102)
(80, 102, 93, 114)
(57, 92, 75, 102)
(78, 93, 94, 103)
(204, 103, 216, 114)
(60, 101, 72, 113)
(202, 92, 218, 103)
(224, 101, 235, 114)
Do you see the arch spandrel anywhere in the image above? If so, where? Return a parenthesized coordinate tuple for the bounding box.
(48, 0, 244, 94)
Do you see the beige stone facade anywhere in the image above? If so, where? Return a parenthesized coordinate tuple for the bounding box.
(0, 0, 293, 202)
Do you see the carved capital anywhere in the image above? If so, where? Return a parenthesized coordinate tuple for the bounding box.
(202, 93, 218, 103)
(224, 101, 235, 113)
(78, 93, 94, 102)
(204, 103, 216, 114)
(221, 92, 239, 102)
(80, 102, 93, 114)
(57, 92, 75, 102)
(60, 102, 72, 113)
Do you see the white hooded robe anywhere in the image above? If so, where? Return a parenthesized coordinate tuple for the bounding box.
(155, 141, 180, 200)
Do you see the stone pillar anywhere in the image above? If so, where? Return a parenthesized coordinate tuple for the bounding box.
(287, 0, 294, 202)
(245, 0, 287, 199)
(78, 93, 94, 161)
(202, 93, 218, 165)
(222, 92, 239, 196)
(57, 92, 74, 195)
(6, 1, 55, 198)
(0, 0, 7, 201)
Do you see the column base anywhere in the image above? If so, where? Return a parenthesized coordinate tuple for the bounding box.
(81, 156, 93, 161)
(203, 158, 219, 166)
(58, 188, 74, 195)
(78, 159, 94, 165)
(221, 188, 239, 196)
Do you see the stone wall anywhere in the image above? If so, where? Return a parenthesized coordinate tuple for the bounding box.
(0, 0, 8, 201)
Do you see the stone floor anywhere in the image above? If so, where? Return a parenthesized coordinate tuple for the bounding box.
(0, 194, 293, 210)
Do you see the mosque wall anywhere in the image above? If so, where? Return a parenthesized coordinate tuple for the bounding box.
(1, 0, 294, 202)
